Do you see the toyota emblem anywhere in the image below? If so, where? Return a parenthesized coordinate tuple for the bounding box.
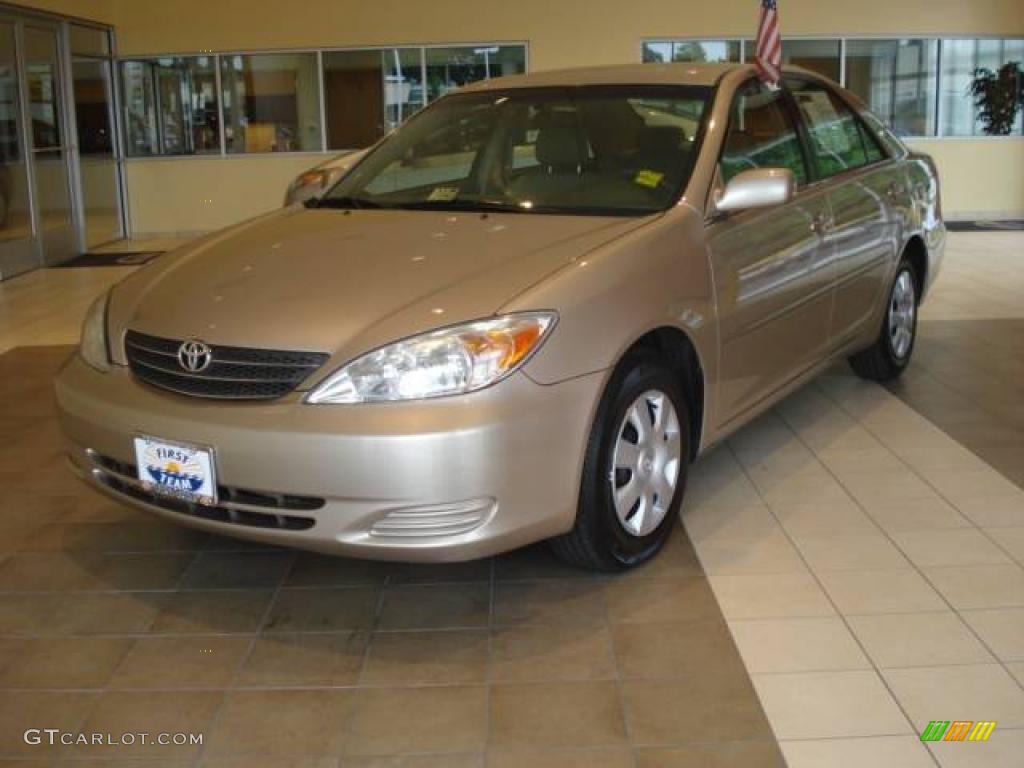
(178, 340, 213, 373)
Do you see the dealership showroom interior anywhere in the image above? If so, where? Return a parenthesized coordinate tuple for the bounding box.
(2, 0, 1024, 765)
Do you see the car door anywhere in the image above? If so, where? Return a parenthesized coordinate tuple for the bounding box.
(707, 79, 835, 429)
(786, 78, 900, 348)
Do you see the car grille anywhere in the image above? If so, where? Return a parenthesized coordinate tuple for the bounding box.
(89, 452, 321, 532)
(124, 330, 330, 401)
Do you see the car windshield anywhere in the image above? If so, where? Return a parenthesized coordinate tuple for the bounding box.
(319, 85, 712, 216)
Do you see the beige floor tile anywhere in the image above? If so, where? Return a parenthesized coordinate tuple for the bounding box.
(891, 528, 1011, 567)
(0, 636, 133, 689)
(681, 502, 778, 542)
(792, 531, 910, 571)
(237, 631, 368, 687)
(205, 758, 339, 768)
(708, 572, 835, 619)
(848, 612, 994, 668)
(0, 593, 56, 634)
(839, 470, 940, 507)
(781, 735, 935, 768)
(263, 587, 380, 632)
(491, 624, 616, 683)
(634, 742, 784, 767)
(611, 617, 746, 680)
(770, 499, 877, 536)
(495, 545, 600, 581)
(960, 608, 1024, 661)
(386, 558, 492, 585)
(346, 686, 488, 756)
(693, 528, 806, 574)
(488, 748, 631, 768)
(926, 729, 1024, 768)
(361, 629, 488, 685)
(377, 584, 489, 630)
(862, 498, 972, 534)
(924, 564, 1024, 610)
(1007, 662, 1024, 687)
(490, 681, 626, 748)
(208, 689, 353, 757)
(752, 670, 911, 739)
(150, 589, 274, 634)
(818, 569, 946, 615)
(75, 690, 222, 758)
(922, 468, 1023, 505)
(622, 672, 774, 744)
(883, 664, 1024, 730)
(729, 617, 869, 674)
(758, 474, 853, 508)
(493, 580, 607, 627)
(109, 635, 252, 689)
(988, 526, 1024, 564)
(954, 496, 1024, 528)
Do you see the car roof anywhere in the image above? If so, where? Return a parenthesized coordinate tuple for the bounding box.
(458, 62, 827, 91)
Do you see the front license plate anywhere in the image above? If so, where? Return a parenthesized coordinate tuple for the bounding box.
(133, 435, 217, 506)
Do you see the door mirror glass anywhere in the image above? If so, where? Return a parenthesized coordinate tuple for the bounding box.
(715, 168, 795, 212)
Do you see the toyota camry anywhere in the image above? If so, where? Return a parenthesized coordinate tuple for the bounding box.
(55, 63, 944, 571)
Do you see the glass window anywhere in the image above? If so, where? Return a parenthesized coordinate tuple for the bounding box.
(643, 40, 742, 64)
(846, 39, 938, 137)
(785, 39, 842, 82)
(322, 85, 712, 216)
(788, 79, 872, 178)
(221, 53, 322, 153)
(426, 45, 526, 102)
(69, 24, 110, 57)
(720, 80, 808, 185)
(322, 48, 421, 150)
(940, 38, 1024, 136)
(120, 57, 219, 156)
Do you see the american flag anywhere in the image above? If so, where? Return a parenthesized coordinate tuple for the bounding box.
(754, 0, 782, 85)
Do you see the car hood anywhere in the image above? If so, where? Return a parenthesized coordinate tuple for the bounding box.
(109, 207, 652, 369)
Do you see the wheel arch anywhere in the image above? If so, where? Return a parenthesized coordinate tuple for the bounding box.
(615, 325, 706, 461)
(902, 234, 929, 300)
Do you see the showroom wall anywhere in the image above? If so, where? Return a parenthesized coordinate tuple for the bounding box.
(18, 0, 1024, 234)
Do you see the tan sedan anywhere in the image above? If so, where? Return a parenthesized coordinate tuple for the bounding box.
(56, 63, 944, 570)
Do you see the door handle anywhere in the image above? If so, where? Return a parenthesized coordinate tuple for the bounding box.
(810, 213, 833, 235)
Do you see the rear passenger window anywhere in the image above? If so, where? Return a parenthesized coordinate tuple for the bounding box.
(787, 79, 874, 178)
(721, 81, 808, 186)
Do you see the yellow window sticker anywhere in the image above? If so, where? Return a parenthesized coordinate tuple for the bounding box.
(427, 187, 460, 202)
(635, 170, 664, 189)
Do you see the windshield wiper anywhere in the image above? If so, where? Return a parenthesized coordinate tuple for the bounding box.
(390, 199, 543, 213)
(309, 196, 382, 210)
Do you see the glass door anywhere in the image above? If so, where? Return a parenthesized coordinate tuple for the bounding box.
(0, 19, 34, 279)
(24, 22, 76, 265)
(70, 23, 121, 248)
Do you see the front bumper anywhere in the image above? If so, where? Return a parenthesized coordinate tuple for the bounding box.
(55, 356, 603, 561)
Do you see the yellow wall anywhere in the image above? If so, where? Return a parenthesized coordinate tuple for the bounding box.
(13, 0, 1024, 231)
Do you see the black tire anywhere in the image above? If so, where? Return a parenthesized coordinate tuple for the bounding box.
(550, 357, 690, 572)
(848, 258, 919, 382)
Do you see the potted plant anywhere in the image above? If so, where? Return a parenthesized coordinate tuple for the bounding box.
(969, 61, 1024, 135)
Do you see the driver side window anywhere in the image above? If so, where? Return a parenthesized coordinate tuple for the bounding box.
(720, 81, 808, 186)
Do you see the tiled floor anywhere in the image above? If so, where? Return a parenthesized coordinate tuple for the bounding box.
(0, 232, 1022, 767)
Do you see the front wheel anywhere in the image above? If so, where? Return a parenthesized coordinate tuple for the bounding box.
(550, 358, 690, 572)
(848, 259, 919, 382)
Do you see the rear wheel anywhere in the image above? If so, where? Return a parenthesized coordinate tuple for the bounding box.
(550, 358, 689, 572)
(848, 259, 919, 382)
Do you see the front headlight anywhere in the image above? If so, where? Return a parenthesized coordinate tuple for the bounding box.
(285, 168, 342, 206)
(307, 312, 557, 404)
(79, 292, 111, 372)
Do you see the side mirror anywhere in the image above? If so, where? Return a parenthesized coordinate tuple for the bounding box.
(714, 168, 796, 214)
